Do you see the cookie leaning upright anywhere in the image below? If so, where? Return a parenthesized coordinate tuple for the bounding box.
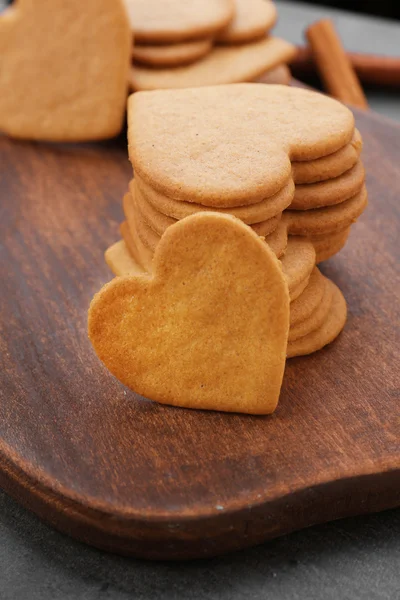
(0, 0, 131, 141)
(90, 213, 290, 415)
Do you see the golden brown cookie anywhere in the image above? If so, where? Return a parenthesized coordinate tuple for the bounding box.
(0, 0, 131, 141)
(132, 39, 213, 67)
(129, 37, 297, 92)
(289, 267, 325, 327)
(289, 278, 311, 303)
(311, 227, 351, 263)
(291, 130, 362, 184)
(128, 189, 288, 258)
(290, 161, 365, 210)
(133, 180, 283, 236)
(284, 185, 368, 236)
(127, 192, 160, 251)
(280, 237, 316, 300)
(122, 195, 154, 271)
(288, 276, 333, 342)
(128, 84, 354, 206)
(217, 0, 277, 44)
(105, 239, 145, 277)
(124, 0, 234, 43)
(134, 175, 294, 222)
(287, 281, 347, 358)
(261, 221, 288, 258)
(89, 212, 290, 414)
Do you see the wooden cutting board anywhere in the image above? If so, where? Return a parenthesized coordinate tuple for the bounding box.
(0, 105, 399, 560)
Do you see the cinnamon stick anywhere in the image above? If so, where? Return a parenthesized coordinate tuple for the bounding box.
(306, 19, 368, 109)
(291, 46, 400, 88)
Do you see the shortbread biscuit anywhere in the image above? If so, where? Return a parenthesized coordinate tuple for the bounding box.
(280, 237, 316, 299)
(89, 212, 290, 414)
(260, 221, 288, 258)
(133, 181, 283, 236)
(105, 240, 145, 277)
(290, 161, 365, 210)
(134, 176, 294, 222)
(128, 189, 288, 258)
(289, 278, 311, 303)
(285, 185, 368, 236)
(289, 267, 325, 327)
(129, 37, 297, 93)
(128, 84, 354, 206)
(288, 277, 333, 342)
(311, 227, 351, 263)
(0, 0, 131, 141)
(104, 234, 342, 357)
(122, 195, 154, 270)
(132, 39, 213, 67)
(291, 130, 362, 184)
(217, 0, 277, 44)
(124, 0, 234, 43)
(287, 281, 347, 358)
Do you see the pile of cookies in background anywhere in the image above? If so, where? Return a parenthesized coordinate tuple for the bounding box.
(0, 0, 296, 142)
(106, 84, 368, 359)
(125, 0, 297, 90)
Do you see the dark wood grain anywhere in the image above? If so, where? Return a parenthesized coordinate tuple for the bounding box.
(0, 106, 399, 560)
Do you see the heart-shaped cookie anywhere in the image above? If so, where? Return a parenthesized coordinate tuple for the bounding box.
(128, 84, 354, 206)
(0, 0, 131, 140)
(89, 213, 290, 414)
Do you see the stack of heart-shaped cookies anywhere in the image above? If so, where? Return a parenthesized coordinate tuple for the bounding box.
(106, 84, 367, 357)
(125, 0, 296, 90)
(285, 129, 367, 263)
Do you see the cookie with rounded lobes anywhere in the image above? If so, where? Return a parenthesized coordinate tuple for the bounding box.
(132, 39, 213, 67)
(290, 161, 365, 210)
(89, 212, 290, 415)
(284, 185, 368, 236)
(255, 64, 292, 85)
(289, 268, 325, 327)
(124, 0, 234, 44)
(129, 37, 297, 95)
(288, 276, 333, 342)
(128, 84, 354, 207)
(291, 130, 362, 184)
(104, 236, 345, 359)
(217, 0, 277, 44)
(105, 231, 310, 305)
(133, 180, 284, 236)
(280, 237, 316, 301)
(0, 0, 131, 141)
(120, 199, 314, 304)
(287, 281, 347, 358)
(133, 175, 294, 223)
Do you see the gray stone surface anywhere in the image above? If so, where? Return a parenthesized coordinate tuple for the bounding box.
(1, 1, 399, 598)
(1, 490, 399, 600)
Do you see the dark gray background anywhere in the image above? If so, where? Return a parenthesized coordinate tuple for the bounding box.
(1, 1, 399, 598)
